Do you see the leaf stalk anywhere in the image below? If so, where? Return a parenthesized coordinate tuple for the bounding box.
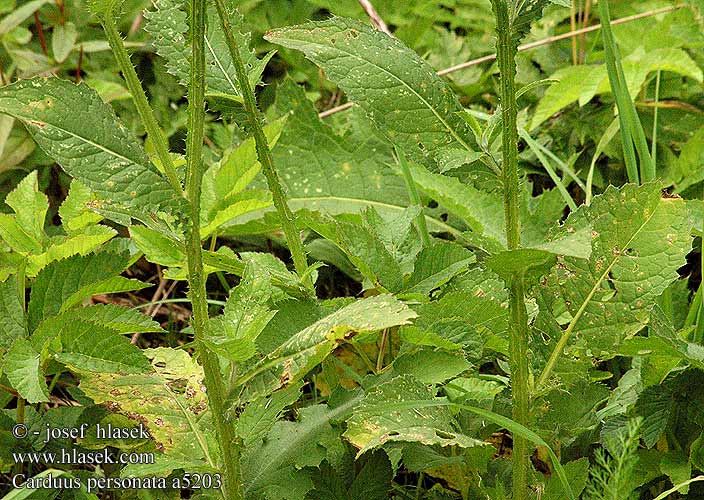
(100, 16, 183, 196)
(211, 0, 314, 294)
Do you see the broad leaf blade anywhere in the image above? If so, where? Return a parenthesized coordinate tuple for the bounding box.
(0, 78, 185, 232)
(237, 295, 416, 399)
(4, 338, 49, 403)
(265, 17, 476, 160)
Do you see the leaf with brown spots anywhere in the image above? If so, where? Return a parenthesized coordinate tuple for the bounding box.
(76, 348, 218, 475)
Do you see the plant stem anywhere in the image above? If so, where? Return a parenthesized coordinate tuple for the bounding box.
(184, 0, 242, 497)
(211, 0, 313, 294)
(396, 147, 431, 247)
(493, 1, 530, 498)
(101, 16, 183, 196)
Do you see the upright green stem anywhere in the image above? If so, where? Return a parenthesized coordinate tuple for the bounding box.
(101, 16, 183, 196)
(185, 0, 242, 498)
(211, 0, 313, 293)
(493, 2, 530, 499)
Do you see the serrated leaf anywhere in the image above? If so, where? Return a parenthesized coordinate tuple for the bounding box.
(237, 295, 416, 399)
(52, 320, 151, 374)
(27, 251, 132, 330)
(344, 375, 484, 454)
(78, 348, 216, 469)
(26, 225, 117, 276)
(265, 17, 476, 161)
(540, 184, 693, 356)
(235, 383, 302, 448)
(59, 180, 103, 233)
(205, 260, 276, 362)
(243, 394, 362, 500)
(144, 0, 267, 98)
(5, 170, 47, 246)
(394, 350, 470, 384)
(4, 338, 49, 403)
(32, 304, 164, 349)
(0, 78, 185, 233)
(0, 276, 26, 350)
(61, 275, 151, 312)
(402, 241, 475, 295)
(408, 162, 505, 252)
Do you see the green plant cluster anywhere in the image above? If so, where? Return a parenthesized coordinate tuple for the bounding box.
(0, 0, 702, 499)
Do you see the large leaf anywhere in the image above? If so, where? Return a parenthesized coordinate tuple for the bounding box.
(344, 375, 484, 454)
(144, 0, 270, 98)
(77, 348, 217, 469)
(0, 78, 185, 233)
(4, 338, 49, 403)
(0, 276, 26, 350)
(223, 82, 460, 236)
(265, 18, 476, 161)
(539, 184, 693, 357)
(27, 252, 141, 331)
(236, 295, 416, 399)
(52, 320, 151, 374)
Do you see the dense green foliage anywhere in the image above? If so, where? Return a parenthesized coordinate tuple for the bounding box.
(0, 0, 702, 499)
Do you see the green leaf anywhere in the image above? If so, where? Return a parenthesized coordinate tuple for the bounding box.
(265, 18, 476, 160)
(0, 78, 185, 233)
(510, 0, 569, 45)
(540, 184, 693, 356)
(444, 377, 506, 402)
(0, 276, 26, 350)
(51, 22, 77, 63)
(60, 275, 151, 312)
(59, 180, 104, 233)
(31, 304, 164, 349)
(393, 349, 470, 384)
(305, 213, 405, 291)
(26, 225, 117, 277)
(486, 248, 557, 287)
(236, 295, 416, 399)
(205, 260, 276, 362)
(0, 0, 48, 35)
(243, 393, 362, 500)
(344, 375, 484, 454)
(27, 251, 133, 330)
(4, 338, 49, 403)
(53, 320, 151, 374)
(144, 0, 268, 98)
(78, 348, 217, 470)
(130, 225, 185, 268)
(402, 241, 474, 295)
(407, 162, 505, 252)
(5, 171, 47, 246)
(235, 383, 302, 448)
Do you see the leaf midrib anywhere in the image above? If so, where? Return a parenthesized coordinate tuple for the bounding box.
(274, 28, 474, 153)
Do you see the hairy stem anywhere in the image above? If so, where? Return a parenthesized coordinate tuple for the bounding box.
(185, 0, 241, 497)
(211, 0, 313, 294)
(101, 16, 182, 196)
(492, 1, 531, 499)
